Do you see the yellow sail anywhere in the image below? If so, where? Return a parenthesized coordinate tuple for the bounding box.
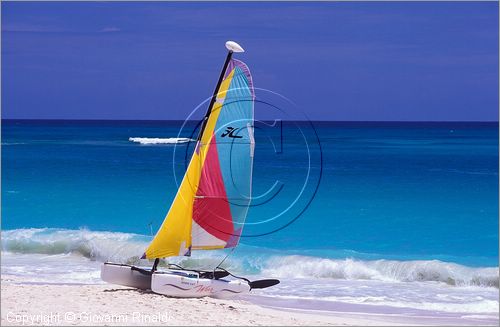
(143, 70, 236, 259)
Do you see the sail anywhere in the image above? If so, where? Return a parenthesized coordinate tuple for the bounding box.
(143, 57, 254, 259)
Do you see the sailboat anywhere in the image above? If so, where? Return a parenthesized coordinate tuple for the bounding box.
(101, 41, 279, 298)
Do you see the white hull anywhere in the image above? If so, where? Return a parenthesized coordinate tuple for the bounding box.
(151, 270, 250, 298)
(100, 263, 250, 298)
(101, 263, 151, 290)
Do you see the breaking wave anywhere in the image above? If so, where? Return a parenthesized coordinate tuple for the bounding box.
(2, 228, 498, 288)
(1, 228, 150, 263)
(262, 255, 499, 288)
(128, 137, 194, 145)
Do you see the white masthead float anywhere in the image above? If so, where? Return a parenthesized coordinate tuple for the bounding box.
(101, 41, 279, 298)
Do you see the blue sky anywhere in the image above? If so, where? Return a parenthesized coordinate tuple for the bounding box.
(2, 2, 498, 121)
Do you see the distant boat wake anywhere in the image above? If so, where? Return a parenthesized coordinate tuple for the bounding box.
(128, 137, 194, 145)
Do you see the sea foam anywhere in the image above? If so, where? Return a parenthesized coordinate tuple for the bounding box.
(2, 228, 498, 288)
(1, 228, 149, 263)
(262, 255, 499, 288)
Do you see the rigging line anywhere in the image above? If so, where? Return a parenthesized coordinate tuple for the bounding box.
(215, 247, 236, 273)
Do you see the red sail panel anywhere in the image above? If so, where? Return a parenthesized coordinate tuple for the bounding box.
(192, 134, 234, 247)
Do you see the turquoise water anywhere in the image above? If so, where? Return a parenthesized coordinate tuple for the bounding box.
(2, 120, 498, 266)
(2, 119, 499, 319)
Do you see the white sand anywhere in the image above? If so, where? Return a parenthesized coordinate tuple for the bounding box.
(2, 275, 496, 326)
(0, 275, 414, 326)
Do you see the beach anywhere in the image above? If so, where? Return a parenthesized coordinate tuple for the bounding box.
(2, 273, 499, 326)
(0, 275, 397, 326)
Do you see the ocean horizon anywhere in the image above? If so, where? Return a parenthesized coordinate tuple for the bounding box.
(2, 118, 499, 123)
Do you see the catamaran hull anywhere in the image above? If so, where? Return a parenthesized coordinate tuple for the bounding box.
(101, 263, 251, 298)
(151, 272, 250, 298)
(100, 263, 151, 290)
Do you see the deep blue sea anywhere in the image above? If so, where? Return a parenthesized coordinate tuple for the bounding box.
(2, 119, 499, 320)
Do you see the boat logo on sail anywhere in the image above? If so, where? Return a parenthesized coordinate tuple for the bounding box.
(221, 127, 243, 138)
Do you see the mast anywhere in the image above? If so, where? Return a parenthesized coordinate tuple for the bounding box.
(197, 41, 245, 141)
(151, 258, 160, 272)
(196, 51, 232, 141)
